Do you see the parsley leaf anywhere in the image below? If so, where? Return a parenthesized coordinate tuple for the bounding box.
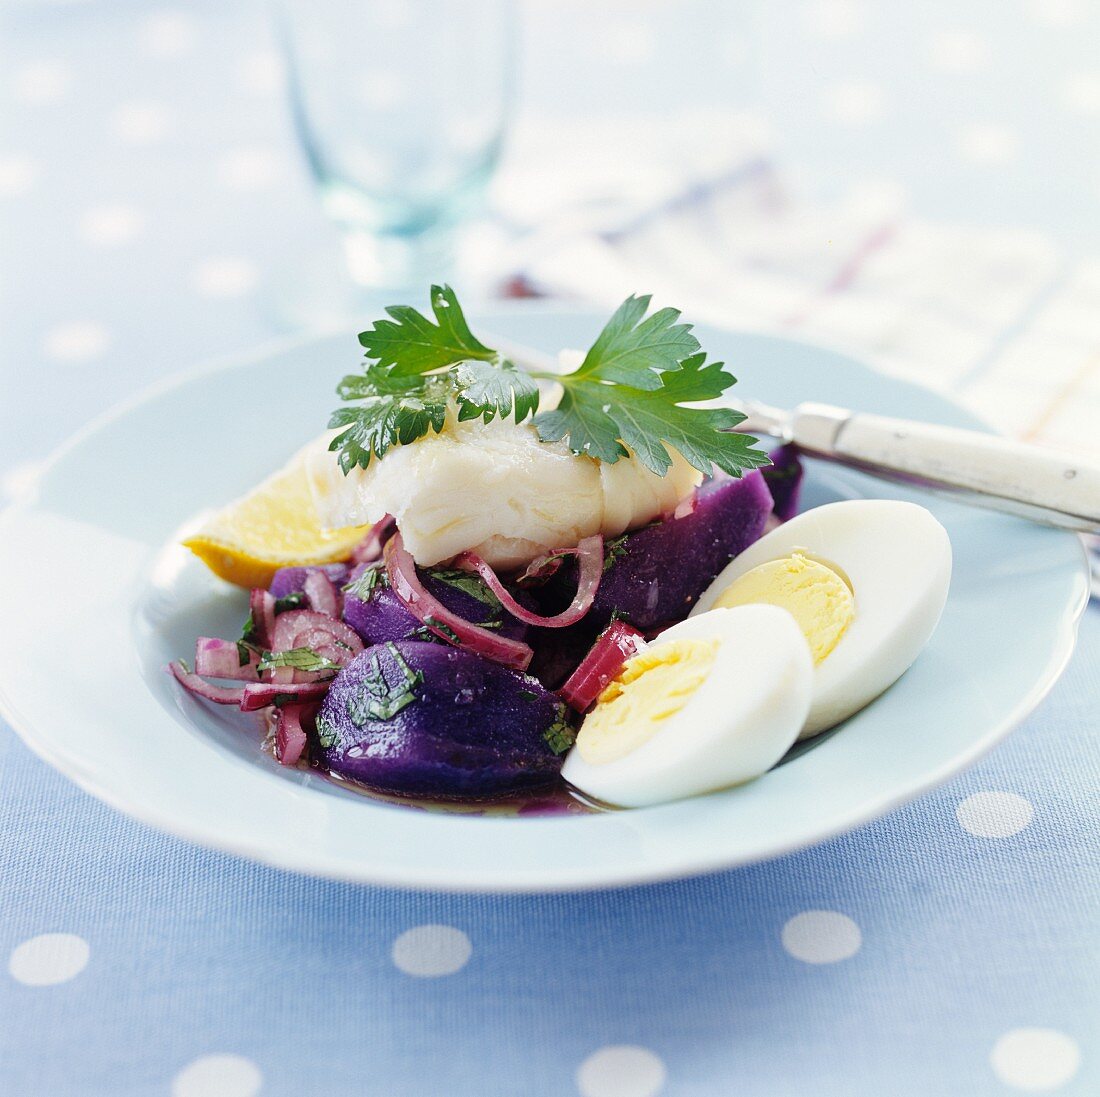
(566, 294, 699, 389)
(359, 284, 496, 375)
(330, 286, 769, 479)
(535, 348, 769, 477)
(453, 358, 539, 425)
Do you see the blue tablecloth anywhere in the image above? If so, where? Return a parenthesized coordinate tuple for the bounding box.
(1, 3, 1097, 1094)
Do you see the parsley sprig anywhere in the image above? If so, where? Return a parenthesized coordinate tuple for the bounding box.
(328, 286, 769, 478)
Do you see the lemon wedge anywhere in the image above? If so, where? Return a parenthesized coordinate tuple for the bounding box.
(182, 449, 370, 588)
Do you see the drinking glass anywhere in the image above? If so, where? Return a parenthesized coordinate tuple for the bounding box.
(276, 0, 516, 294)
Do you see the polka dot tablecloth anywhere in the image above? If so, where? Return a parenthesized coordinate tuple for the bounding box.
(1, 3, 1098, 1095)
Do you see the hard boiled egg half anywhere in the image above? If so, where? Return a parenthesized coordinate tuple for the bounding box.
(561, 605, 813, 808)
(692, 499, 952, 738)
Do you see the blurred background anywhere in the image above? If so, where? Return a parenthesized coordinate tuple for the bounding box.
(2, 0, 1099, 493)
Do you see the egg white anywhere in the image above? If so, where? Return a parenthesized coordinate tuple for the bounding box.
(692, 499, 952, 737)
(561, 605, 813, 808)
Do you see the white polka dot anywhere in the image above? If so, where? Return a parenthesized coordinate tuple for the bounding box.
(1059, 72, 1100, 115)
(956, 124, 1017, 164)
(1025, 0, 1084, 28)
(192, 257, 259, 299)
(139, 10, 198, 58)
(79, 204, 145, 247)
(956, 790, 1034, 838)
(217, 147, 282, 191)
(928, 30, 990, 73)
(801, 0, 865, 40)
(0, 460, 43, 504)
(8, 933, 89, 986)
(577, 1046, 666, 1097)
(12, 60, 71, 104)
(43, 321, 109, 362)
(391, 924, 471, 977)
(604, 24, 656, 65)
(111, 102, 170, 144)
(0, 154, 39, 196)
(781, 910, 861, 964)
(357, 71, 406, 110)
(991, 1029, 1080, 1091)
(824, 80, 886, 126)
(172, 1054, 262, 1097)
(238, 51, 285, 96)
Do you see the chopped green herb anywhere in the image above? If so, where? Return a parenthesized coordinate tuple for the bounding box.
(315, 713, 339, 749)
(329, 286, 769, 478)
(428, 567, 501, 608)
(405, 625, 444, 645)
(257, 648, 340, 674)
(543, 704, 577, 755)
(519, 689, 538, 702)
(240, 612, 257, 645)
(423, 615, 462, 645)
(347, 642, 424, 723)
(343, 561, 387, 601)
(274, 591, 307, 613)
(236, 639, 262, 668)
(603, 535, 629, 573)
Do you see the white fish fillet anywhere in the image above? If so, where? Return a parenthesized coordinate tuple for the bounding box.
(303, 413, 701, 569)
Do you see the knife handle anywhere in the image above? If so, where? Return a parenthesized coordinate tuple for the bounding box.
(790, 403, 1100, 535)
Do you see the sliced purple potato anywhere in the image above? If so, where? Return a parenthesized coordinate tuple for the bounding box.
(315, 641, 570, 798)
(762, 444, 803, 522)
(269, 563, 350, 599)
(526, 623, 600, 690)
(341, 563, 531, 646)
(540, 470, 774, 631)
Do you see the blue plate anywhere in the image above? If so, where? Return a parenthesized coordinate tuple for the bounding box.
(0, 311, 1088, 891)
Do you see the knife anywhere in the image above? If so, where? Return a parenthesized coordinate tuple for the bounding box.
(729, 398, 1100, 535)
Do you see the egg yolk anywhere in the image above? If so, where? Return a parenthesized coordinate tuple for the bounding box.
(575, 639, 719, 765)
(714, 552, 854, 665)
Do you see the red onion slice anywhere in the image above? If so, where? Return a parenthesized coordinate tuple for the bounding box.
(303, 570, 341, 618)
(352, 514, 396, 564)
(240, 681, 331, 712)
(249, 588, 276, 649)
(169, 661, 246, 705)
(271, 609, 363, 658)
(454, 534, 604, 629)
(194, 637, 261, 681)
(515, 553, 565, 587)
(559, 620, 645, 713)
(274, 704, 314, 766)
(384, 533, 534, 671)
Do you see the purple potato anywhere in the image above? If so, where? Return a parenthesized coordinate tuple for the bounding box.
(269, 563, 350, 599)
(342, 564, 531, 646)
(315, 641, 569, 798)
(762, 444, 803, 522)
(543, 470, 773, 631)
(526, 623, 600, 690)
